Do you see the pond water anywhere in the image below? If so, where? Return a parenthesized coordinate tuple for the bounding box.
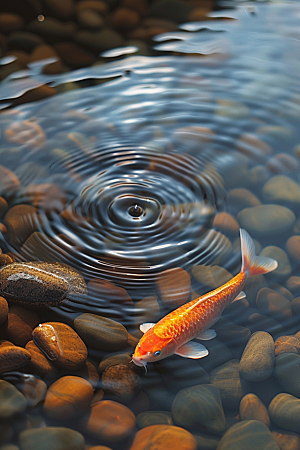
(1, 2, 300, 449)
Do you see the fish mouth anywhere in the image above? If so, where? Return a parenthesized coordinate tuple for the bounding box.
(132, 356, 148, 372)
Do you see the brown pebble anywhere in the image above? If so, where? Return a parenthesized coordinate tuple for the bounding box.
(272, 430, 300, 450)
(111, 7, 140, 29)
(256, 288, 292, 320)
(287, 235, 300, 262)
(267, 153, 299, 174)
(275, 336, 300, 356)
(0, 197, 7, 218)
(213, 212, 240, 236)
(70, 359, 100, 388)
(156, 267, 191, 308)
(87, 278, 133, 306)
(25, 340, 58, 378)
(5, 120, 46, 150)
(0, 253, 14, 266)
(98, 353, 132, 376)
(3, 372, 47, 408)
(4, 205, 40, 246)
(102, 364, 141, 401)
(32, 322, 88, 370)
(129, 424, 197, 450)
(0, 296, 8, 325)
(0, 13, 24, 33)
(240, 393, 270, 427)
(0, 345, 31, 372)
(43, 375, 94, 420)
(83, 400, 136, 442)
(7, 305, 40, 347)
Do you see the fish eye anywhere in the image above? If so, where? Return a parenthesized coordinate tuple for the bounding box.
(154, 350, 161, 357)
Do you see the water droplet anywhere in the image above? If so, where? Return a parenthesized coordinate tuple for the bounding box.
(128, 204, 143, 217)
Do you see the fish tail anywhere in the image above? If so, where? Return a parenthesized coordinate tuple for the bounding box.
(240, 228, 278, 277)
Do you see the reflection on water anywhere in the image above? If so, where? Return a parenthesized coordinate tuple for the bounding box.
(1, 2, 300, 448)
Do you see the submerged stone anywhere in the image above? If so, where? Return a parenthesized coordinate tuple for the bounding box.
(239, 331, 275, 382)
(19, 427, 85, 450)
(129, 424, 197, 450)
(269, 393, 300, 434)
(0, 262, 86, 307)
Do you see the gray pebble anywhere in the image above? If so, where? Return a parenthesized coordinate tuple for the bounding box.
(19, 427, 85, 450)
(239, 331, 275, 382)
(0, 380, 27, 420)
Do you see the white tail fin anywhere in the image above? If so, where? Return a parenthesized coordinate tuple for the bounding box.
(240, 229, 278, 277)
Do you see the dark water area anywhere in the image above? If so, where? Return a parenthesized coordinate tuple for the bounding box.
(1, 2, 300, 449)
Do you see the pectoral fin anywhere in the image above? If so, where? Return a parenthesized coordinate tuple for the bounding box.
(231, 291, 246, 303)
(195, 328, 216, 340)
(140, 323, 156, 333)
(175, 341, 209, 359)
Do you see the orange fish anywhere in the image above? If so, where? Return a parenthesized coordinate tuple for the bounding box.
(132, 229, 278, 370)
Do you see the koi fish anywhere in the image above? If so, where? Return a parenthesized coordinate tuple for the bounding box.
(132, 229, 278, 370)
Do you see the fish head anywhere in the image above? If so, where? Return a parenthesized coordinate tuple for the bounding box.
(132, 328, 176, 369)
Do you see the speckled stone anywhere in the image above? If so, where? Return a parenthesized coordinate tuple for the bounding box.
(262, 175, 300, 210)
(239, 331, 275, 382)
(19, 427, 85, 450)
(275, 353, 300, 397)
(156, 267, 191, 307)
(0, 346, 31, 373)
(260, 246, 291, 277)
(74, 314, 128, 351)
(256, 288, 292, 321)
(98, 353, 132, 376)
(101, 364, 141, 401)
(275, 336, 300, 356)
(0, 262, 86, 307)
(269, 393, 300, 434)
(0, 380, 27, 419)
(237, 205, 295, 238)
(82, 400, 136, 442)
(32, 322, 87, 370)
(171, 384, 226, 434)
(210, 360, 250, 410)
(43, 376, 94, 420)
(217, 420, 280, 450)
(239, 394, 270, 427)
(137, 411, 173, 428)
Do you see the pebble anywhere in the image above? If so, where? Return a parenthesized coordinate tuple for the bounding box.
(82, 400, 136, 442)
(210, 360, 250, 410)
(25, 340, 58, 378)
(256, 288, 292, 321)
(73, 313, 128, 351)
(286, 235, 300, 262)
(0, 346, 31, 372)
(214, 321, 251, 352)
(0, 197, 8, 218)
(0, 380, 27, 419)
(32, 322, 88, 370)
(227, 188, 261, 216)
(239, 393, 270, 427)
(237, 205, 295, 238)
(43, 375, 94, 419)
(0, 261, 86, 307)
(217, 420, 280, 450)
(262, 175, 300, 210)
(0, 13, 24, 33)
(72, 359, 99, 388)
(171, 384, 226, 434)
(192, 265, 232, 289)
(111, 7, 140, 30)
(54, 42, 95, 69)
(291, 296, 300, 315)
(3, 372, 47, 408)
(75, 0, 108, 14)
(101, 364, 141, 401)
(275, 336, 300, 356)
(269, 393, 300, 434)
(156, 267, 191, 307)
(42, 0, 74, 19)
(260, 246, 291, 277)
(129, 424, 197, 450)
(272, 430, 300, 450)
(6, 306, 40, 347)
(268, 153, 299, 174)
(29, 44, 63, 75)
(27, 18, 76, 40)
(134, 295, 161, 325)
(7, 31, 45, 52)
(19, 427, 85, 450)
(213, 212, 240, 236)
(136, 411, 173, 428)
(0, 296, 8, 325)
(286, 276, 300, 294)
(194, 433, 220, 450)
(236, 133, 272, 160)
(5, 120, 46, 150)
(0, 164, 20, 198)
(3, 205, 40, 246)
(239, 331, 275, 382)
(76, 9, 104, 29)
(98, 353, 132, 375)
(87, 278, 133, 306)
(275, 352, 300, 397)
(75, 28, 124, 52)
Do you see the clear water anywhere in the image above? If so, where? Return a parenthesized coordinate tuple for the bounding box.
(1, 1, 300, 446)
